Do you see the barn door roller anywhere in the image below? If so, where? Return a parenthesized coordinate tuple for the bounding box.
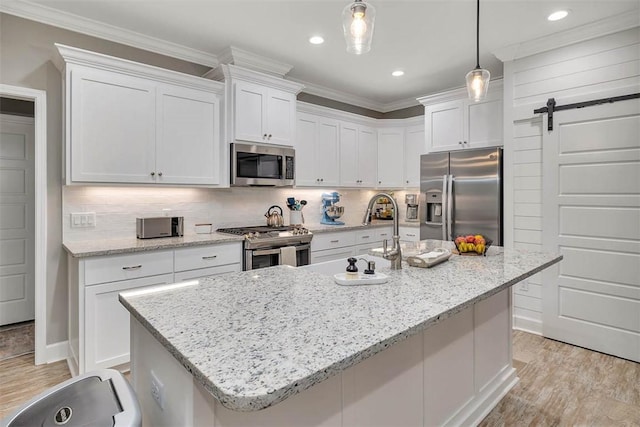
(533, 93, 640, 131)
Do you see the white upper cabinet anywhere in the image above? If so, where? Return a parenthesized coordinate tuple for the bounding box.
(420, 80, 503, 153)
(376, 127, 405, 188)
(403, 125, 426, 187)
(212, 65, 304, 146)
(295, 112, 340, 186)
(339, 123, 377, 187)
(56, 44, 224, 186)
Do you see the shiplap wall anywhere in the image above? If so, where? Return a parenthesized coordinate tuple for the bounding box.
(503, 26, 640, 334)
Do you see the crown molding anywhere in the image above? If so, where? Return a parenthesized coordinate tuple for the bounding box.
(217, 46, 293, 78)
(55, 43, 224, 94)
(297, 101, 423, 128)
(417, 79, 503, 106)
(493, 11, 640, 62)
(0, 0, 219, 68)
(205, 64, 305, 94)
(291, 78, 419, 113)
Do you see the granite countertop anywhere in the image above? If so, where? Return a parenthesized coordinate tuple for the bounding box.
(63, 221, 420, 258)
(119, 243, 562, 412)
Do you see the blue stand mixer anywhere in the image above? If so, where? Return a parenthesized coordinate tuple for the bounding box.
(321, 192, 345, 225)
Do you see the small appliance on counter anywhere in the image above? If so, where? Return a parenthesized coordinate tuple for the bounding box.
(136, 216, 183, 239)
(405, 194, 419, 221)
(321, 192, 344, 225)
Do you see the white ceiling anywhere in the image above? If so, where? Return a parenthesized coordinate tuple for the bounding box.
(8, 0, 640, 111)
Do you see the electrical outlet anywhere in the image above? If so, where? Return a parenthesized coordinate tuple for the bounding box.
(70, 212, 96, 228)
(150, 370, 165, 410)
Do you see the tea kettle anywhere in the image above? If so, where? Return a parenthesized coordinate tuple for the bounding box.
(265, 205, 284, 227)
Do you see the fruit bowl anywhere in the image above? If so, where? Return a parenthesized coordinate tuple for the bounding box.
(453, 234, 492, 256)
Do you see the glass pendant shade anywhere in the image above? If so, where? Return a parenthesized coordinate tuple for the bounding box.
(466, 0, 489, 101)
(342, 0, 376, 54)
(466, 67, 490, 102)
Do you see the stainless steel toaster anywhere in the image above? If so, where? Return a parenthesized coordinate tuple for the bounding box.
(136, 216, 184, 239)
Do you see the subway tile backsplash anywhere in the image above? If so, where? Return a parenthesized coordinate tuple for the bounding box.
(63, 186, 416, 241)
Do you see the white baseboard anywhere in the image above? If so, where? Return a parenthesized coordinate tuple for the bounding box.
(45, 340, 69, 363)
(513, 316, 542, 335)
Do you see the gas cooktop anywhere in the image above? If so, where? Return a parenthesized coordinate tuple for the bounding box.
(216, 225, 312, 249)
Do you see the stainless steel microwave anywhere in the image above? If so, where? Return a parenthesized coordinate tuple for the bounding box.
(231, 143, 295, 187)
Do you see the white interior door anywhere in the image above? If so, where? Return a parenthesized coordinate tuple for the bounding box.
(0, 114, 35, 326)
(542, 97, 640, 362)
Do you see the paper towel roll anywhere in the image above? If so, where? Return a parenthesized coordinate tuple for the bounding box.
(280, 246, 297, 267)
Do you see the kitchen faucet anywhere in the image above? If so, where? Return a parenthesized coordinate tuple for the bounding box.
(362, 193, 402, 270)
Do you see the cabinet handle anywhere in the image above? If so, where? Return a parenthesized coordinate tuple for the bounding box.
(122, 265, 142, 270)
(158, 172, 163, 177)
(330, 240, 339, 243)
(202, 255, 218, 260)
(150, 172, 155, 176)
(361, 235, 370, 239)
(406, 233, 416, 237)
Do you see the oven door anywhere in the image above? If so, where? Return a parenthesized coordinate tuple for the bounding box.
(245, 244, 310, 270)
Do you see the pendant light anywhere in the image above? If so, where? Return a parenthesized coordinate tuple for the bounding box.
(342, 0, 376, 55)
(465, 0, 490, 102)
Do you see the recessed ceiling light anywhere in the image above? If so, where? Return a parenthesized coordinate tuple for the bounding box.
(309, 36, 324, 45)
(547, 10, 569, 21)
(392, 70, 404, 77)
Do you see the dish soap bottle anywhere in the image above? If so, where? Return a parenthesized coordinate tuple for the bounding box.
(346, 257, 358, 280)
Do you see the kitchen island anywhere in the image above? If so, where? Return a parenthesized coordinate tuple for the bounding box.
(120, 242, 561, 426)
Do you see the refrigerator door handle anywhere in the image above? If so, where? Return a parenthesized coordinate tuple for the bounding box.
(441, 174, 448, 241)
(447, 174, 454, 241)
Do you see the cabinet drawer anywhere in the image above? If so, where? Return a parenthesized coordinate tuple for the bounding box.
(311, 231, 356, 251)
(174, 263, 241, 282)
(174, 242, 242, 272)
(355, 229, 377, 245)
(84, 250, 173, 286)
(399, 226, 420, 242)
(375, 227, 393, 241)
(311, 247, 355, 264)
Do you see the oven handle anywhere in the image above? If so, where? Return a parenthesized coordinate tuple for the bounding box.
(251, 244, 311, 256)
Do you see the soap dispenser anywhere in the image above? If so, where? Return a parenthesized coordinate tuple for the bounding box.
(346, 257, 358, 280)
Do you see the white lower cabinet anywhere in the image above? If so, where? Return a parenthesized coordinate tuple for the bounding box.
(310, 227, 393, 264)
(399, 226, 420, 242)
(84, 273, 174, 371)
(68, 242, 242, 375)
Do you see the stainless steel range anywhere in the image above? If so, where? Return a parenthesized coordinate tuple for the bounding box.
(216, 225, 313, 270)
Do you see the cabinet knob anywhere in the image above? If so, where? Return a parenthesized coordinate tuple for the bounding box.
(150, 172, 155, 176)
(406, 180, 409, 183)
(158, 172, 163, 177)
(263, 133, 268, 139)
(458, 141, 463, 145)
(320, 178, 324, 182)
(464, 141, 468, 145)
(268, 134, 272, 139)
(378, 181, 382, 184)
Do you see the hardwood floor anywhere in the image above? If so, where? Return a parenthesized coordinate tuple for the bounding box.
(1, 331, 638, 425)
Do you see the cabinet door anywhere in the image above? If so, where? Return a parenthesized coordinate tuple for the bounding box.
(295, 113, 318, 186)
(404, 125, 425, 187)
(358, 126, 378, 187)
(84, 273, 174, 371)
(377, 128, 404, 188)
(466, 95, 502, 148)
(316, 117, 340, 186)
(339, 123, 358, 187)
(70, 66, 156, 183)
(156, 85, 221, 185)
(234, 81, 266, 143)
(426, 100, 464, 152)
(266, 88, 296, 145)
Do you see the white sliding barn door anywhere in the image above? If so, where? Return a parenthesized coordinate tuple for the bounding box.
(0, 114, 35, 326)
(542, 98, 640, 362)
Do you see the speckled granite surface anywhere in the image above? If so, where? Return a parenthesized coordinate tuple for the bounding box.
(119, 244, 562, 412)
(63, 233, 244, 258)
(63, 221, 418, 257)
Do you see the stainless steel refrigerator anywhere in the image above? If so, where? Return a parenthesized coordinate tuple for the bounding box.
(420, 147, 502, 245)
